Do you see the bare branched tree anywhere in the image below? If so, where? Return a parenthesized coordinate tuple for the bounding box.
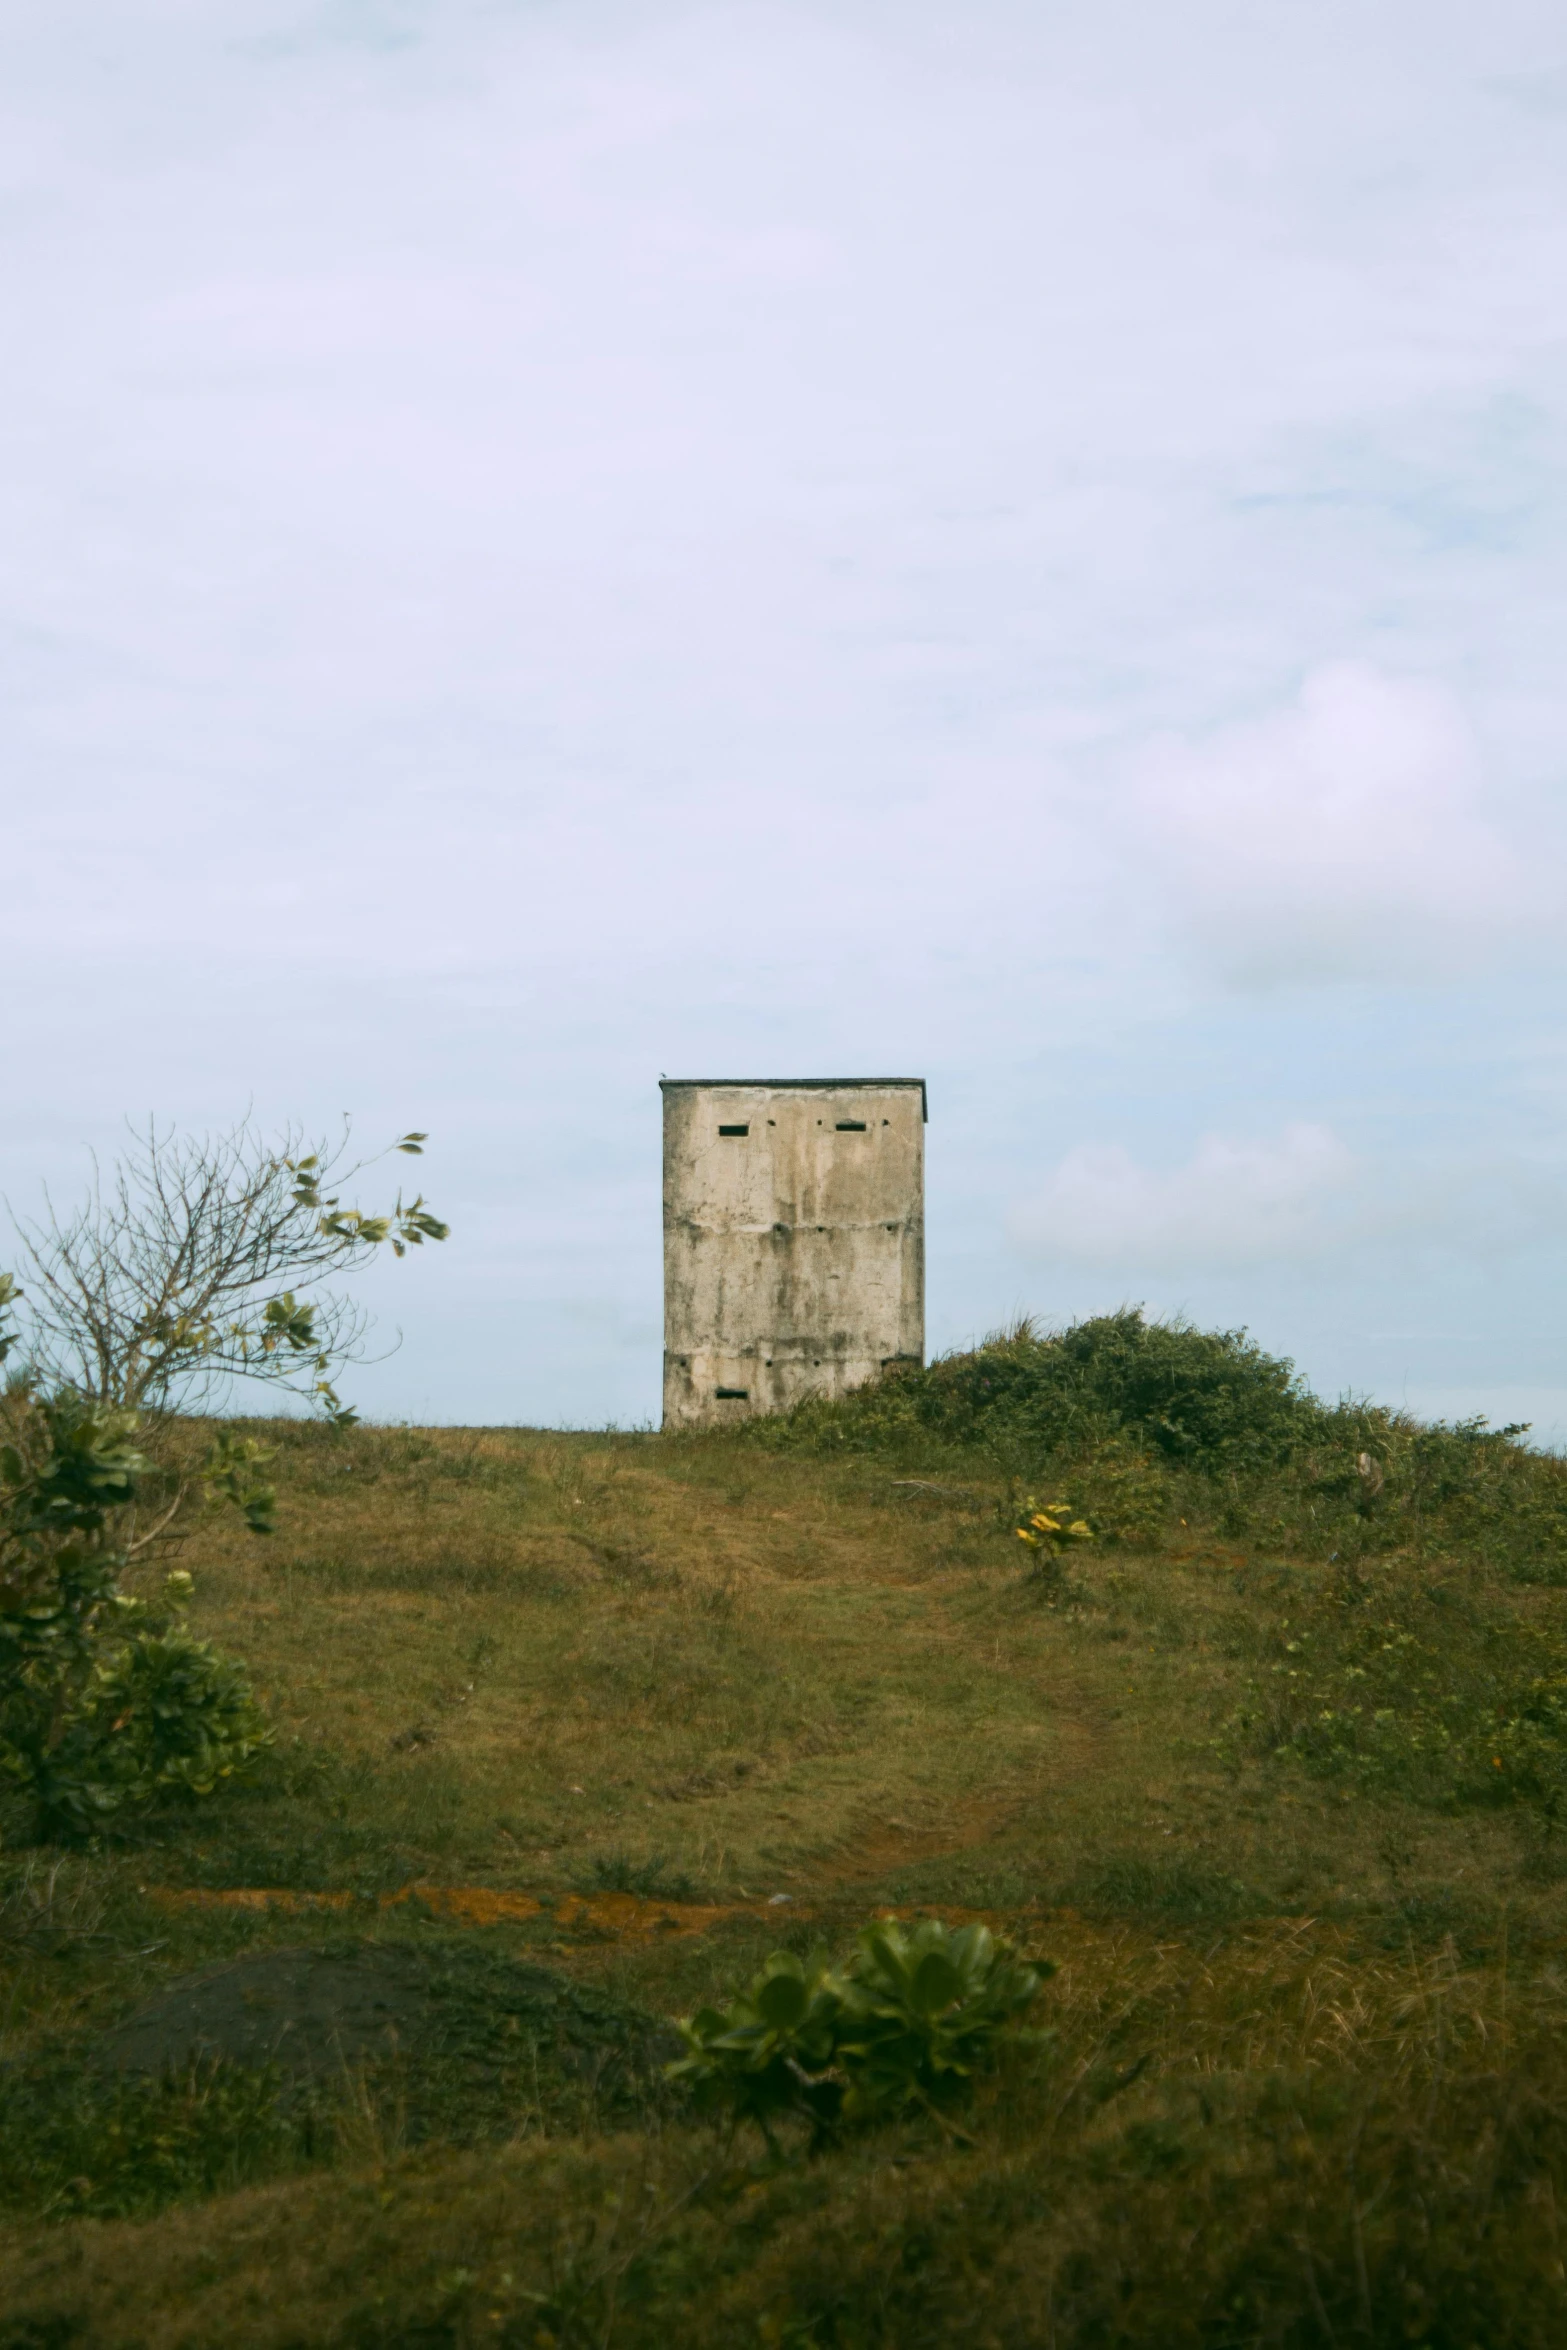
(5, 1119, 449, 1425)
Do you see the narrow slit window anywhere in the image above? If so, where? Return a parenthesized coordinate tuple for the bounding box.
(835, 1120, 867, 1131)
(715, 1386, 750, 1401)
(718, 1123, 749, 1136)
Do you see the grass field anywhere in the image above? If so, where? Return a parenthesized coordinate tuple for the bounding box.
(4, 1376, 1567, 2345)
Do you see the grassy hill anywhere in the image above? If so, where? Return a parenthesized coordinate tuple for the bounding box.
(4, 1317, 1567, 2345)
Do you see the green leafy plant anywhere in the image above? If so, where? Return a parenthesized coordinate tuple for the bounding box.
(0, 1385, 272, 1839)
(831, 1917, 1055, 2123)
(669, 1947, 846, 2143)
(1014, 1493, 1094, 1557)
(668, 1917, 1053, 2147)
(88, 1622, 275, 1805)
(1013, 1489, 1095, 1598)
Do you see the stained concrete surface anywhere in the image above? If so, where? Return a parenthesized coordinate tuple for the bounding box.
(662, 1077, 924, 1428)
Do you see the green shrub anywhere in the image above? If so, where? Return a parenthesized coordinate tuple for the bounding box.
(750, 1310, 1325, 1476)
(0, 1393, 272, 1840)
(749, 1306, 1567, 1583)
(667, 1917, 1052, 2145)
(88, 1624, 275, 1804)
(1394, 1419, 1567, 1580)
(1261, 1415, 1567, 1578)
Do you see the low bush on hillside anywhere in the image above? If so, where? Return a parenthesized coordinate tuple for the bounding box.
(0, 1391, 271, 1840)
(749, 1309, 1322, 1474)
(746, 1309, 1567, 1578)
(0, 1112, 451, 1849)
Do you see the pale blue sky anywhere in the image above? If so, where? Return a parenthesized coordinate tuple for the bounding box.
(5, 1, 1567, 1433)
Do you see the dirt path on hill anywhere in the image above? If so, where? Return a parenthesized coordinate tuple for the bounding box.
(808, 1670, 1118, 1893)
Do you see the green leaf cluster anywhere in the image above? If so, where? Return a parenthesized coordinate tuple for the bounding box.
(0, 1393, 272, 1839)
(1015, 1493, 1094, 1556)
(287, 1139, 449, 1262)
(89, 1622, 276, 1803)
(667, 1917, 1052, 2145)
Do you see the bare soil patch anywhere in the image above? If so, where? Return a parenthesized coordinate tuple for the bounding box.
(96, 1938, 678, 2122)
(102, 1944, 455, 2078)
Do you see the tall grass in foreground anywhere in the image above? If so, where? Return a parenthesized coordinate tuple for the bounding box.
(3, 1928, 1565, 2346)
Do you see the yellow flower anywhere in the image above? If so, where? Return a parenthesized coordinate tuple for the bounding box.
(1030, 1514, 1060, 1533)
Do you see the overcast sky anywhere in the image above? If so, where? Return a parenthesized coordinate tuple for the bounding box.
(5, 0, 1567, 1433)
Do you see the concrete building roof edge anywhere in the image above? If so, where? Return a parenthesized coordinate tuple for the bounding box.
(659, 1077, 927, 1122)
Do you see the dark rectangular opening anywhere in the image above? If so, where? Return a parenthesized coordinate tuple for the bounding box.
(718, 1123, 749, 1136)
(715, 1386, 750, 1401)
(835, 1120, 867, 1131)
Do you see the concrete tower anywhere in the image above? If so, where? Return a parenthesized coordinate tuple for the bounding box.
(660, 1077, 926, 1429)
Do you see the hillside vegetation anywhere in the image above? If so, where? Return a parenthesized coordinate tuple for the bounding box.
(4, 1315, 1567, 2346)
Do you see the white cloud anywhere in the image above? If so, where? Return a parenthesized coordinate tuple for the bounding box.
(1010, 1124, 1567, 1278)
(1010, 1123, 1358, 1271)
(1132, 664, 1536, 985)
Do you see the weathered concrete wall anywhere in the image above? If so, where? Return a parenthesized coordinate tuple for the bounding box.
(661, 1078, 925, 1429)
